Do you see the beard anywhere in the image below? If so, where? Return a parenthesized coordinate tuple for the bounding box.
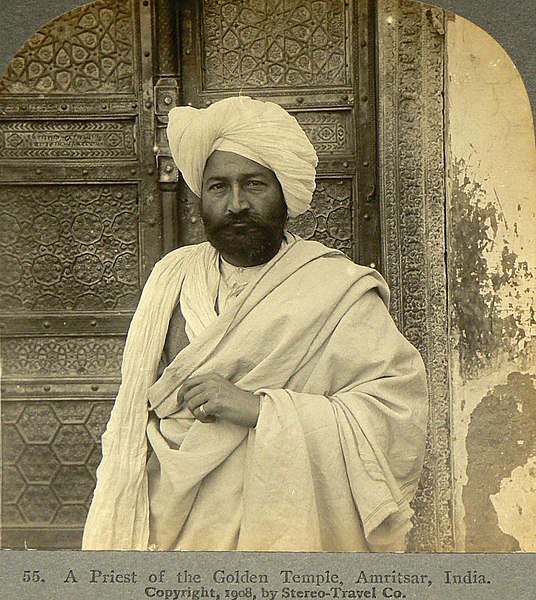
(203, 210, 287, 266)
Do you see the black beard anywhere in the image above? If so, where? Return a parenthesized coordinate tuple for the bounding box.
(203, 212, 286, 266)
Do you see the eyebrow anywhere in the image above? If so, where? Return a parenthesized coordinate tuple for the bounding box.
(204, 172, 268, 182)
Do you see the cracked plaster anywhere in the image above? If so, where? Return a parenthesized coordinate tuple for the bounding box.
(447, 16, 536, 551)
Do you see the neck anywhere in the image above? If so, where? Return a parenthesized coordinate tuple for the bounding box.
(219, 244, 280, 267)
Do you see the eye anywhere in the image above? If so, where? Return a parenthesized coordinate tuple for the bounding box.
(246, 180, 265, 189)
(208, 181, 226, 191)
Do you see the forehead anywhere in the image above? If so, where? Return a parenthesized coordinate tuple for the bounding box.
(203, 150, 276, 180)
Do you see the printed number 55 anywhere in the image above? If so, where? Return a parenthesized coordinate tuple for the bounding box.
(22, 570, 44, 583)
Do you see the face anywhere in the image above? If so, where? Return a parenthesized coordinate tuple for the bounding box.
(201, 150, 287, 266)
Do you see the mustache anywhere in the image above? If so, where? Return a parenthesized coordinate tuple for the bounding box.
(209, 211, 268, 230)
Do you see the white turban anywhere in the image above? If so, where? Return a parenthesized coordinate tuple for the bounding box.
(166, 96, 318, 217)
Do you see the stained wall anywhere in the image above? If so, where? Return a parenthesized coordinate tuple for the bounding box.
(446, 15, 536, 551)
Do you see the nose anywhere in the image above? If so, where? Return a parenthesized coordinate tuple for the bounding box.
(227, 184, 249, 214)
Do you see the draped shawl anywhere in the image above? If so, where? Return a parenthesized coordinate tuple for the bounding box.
(83, 238, 428, 551)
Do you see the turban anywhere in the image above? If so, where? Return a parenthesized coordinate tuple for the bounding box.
(166, 96, 318, 217)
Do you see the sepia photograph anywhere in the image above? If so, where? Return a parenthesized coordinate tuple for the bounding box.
(0, 0, 535, 563)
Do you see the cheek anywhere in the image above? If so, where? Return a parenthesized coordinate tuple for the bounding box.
(261, 193, 287, 221)
(201, 198, 224, 222)
(248, 186, 286, 219)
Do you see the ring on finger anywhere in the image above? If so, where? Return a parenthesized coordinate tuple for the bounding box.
(199, 404, 207, 417)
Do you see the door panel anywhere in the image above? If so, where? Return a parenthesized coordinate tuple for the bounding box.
(0, 0, 388, 549)
(200, 0, 351, 90)
(0, 0, 156, 549)
(167, 0, 380, 266)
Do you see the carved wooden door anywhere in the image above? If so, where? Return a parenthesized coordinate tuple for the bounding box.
(0, 0, 160, 549)
(0, 0, 381, 550)
(155, 0, 380, 267)
(0, 0, 386, 549)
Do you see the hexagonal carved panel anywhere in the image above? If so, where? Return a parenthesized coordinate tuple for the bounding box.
(2, 466, 26, 504)
(18, 486, 60, 524)
(52, 466, 95, 504)
(52, 425, 94, 464)
(18, 446, 60, 484)
(85, 403, 113, 443)
(2, 400, 112, 528)
(54, 504, 91, 525)
(17, 405, 60, 444)
(2, 425, 26, 464)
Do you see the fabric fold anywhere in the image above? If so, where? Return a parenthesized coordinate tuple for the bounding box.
(83, 238, 428, 551)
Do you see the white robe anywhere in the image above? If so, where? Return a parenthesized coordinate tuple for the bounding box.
(83, 237, 428, 551)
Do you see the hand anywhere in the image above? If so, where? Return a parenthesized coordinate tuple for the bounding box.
(178, 373, 260, 428)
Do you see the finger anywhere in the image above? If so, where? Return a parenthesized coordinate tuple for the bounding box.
(180, 374, 227, 404)
(192, 402, 216, 423)
(178, 377, 208, 403)
(183, 383, 216, 404)
(187, 393, 211, 413)
(179, 372, 223, 393)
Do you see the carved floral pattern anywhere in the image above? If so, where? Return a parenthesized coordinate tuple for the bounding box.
(203, 0, 349, 89)
(288, 179, 352, 255)
(1, 337, 125, 377)
(0, 120, 136, 160)
(294, 111, 350, 153)
(0, 185, 140, 311)
(0, 0, 134, 95)
(378, 0, 451, 551)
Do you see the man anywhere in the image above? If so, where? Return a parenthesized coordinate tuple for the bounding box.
(83, 96, 428, 552)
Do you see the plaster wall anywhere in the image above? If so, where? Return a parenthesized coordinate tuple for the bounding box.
(446, 16, 536, 551)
